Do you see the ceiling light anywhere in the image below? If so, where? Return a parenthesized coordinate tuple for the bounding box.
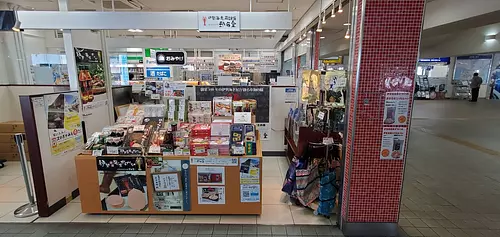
(344, 23, 351, 26)
(320, 36, 326, 39)
(264, 29, 271, 33)
(485, 34, 497, 41)
(338, 2, 343, 13)
(308, 30, 312, 34)
(271, 29, 277, 32)
(316, 13, 323, 32)
(322, 12, 326, 24)
(344, 28, 350, 39)
(12, 20, 21, 32)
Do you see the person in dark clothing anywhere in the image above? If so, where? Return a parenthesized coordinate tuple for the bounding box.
(470, 73, 483, 102)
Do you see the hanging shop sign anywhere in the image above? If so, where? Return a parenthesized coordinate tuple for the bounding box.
(155, 51, 186, 65)
(198, 11, 240, 32)
(418, 57, 450, 63)
(322, 57, 343, 64)
(145, 67, 171, 78)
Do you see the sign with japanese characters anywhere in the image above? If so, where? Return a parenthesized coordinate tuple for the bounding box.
(198, 11, 240, 32)
(155, 51, 186, 65)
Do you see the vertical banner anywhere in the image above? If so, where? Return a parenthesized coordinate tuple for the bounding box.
(45, 92, 84, 156)
(74, 48, 107, 105)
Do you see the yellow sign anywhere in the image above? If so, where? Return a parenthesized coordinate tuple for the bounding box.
(322, 57, 343, 64)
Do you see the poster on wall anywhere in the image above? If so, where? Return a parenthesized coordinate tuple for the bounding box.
(164, 81, 187, 98)
(383, 92, 410, 125)
(198, 186, 226, 204)
(490, 53, 500, 100)
(380, 127, 407, 160)
(197, 166, 225, 185)
(453, 55, 493, 83)
(190, 157, 238, 166)
(239, 158, 260, 184)
(96, 157, 148, 211)
(74, 48, 106, 105)
(45, 92, 84, 156)
(240, 184, 260, 203)
(150, 158, 191, 211)
(195, 86, 270, 123)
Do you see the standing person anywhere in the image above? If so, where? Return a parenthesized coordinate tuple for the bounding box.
(470, 73, 483, 102)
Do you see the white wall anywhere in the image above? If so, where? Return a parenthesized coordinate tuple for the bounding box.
(420, 23, 500, 58)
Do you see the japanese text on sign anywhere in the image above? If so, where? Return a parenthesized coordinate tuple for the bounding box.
(198, 12, 240, 32)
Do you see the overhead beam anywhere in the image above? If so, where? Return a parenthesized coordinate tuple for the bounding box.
(17, 11, 292, 30)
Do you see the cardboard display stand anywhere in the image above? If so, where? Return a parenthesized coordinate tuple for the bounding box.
(75, 138, 262, 215)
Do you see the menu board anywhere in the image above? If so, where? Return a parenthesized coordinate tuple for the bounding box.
(195, 86, 270, 123)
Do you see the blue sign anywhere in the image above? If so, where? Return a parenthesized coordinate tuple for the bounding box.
(419, 57, 450, 63)
(457, 55, 493, 60)
(145, 67, 171, 78)
(119, 55, 129, 85)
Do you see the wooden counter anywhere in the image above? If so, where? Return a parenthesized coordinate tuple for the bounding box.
(75, 140, 262, 215)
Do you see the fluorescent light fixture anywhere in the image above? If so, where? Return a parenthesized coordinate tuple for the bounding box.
(485, 34, 497, 41)
(12, 20, 21, 32)
(264, 29, 271, 33)
(308, 30, 312, 34)
(128, 29, 143, 33)
(316, 15, 323, 32)
(316, 28, 323, 32)
(331, 0, 336, 18)
(344, 23, 351, 26)
(271, 29, 277, 32)
(320, 36, 326, 39)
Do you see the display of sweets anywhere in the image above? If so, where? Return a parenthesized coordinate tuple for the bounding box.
(190, 137, 210, 156)
(233, 99, 257, 115)
(210, 136, 230, 156)
(191, 124, 211, 137)
(143, 104, 166, 117)
(230, 124, 245, 155)
(188, 113, 212, 124)
(188, 101, 212, 123)
(213, 96, 233, 117)
(211, 122, 231, 137)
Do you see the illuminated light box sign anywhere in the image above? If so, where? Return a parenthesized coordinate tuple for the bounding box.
(155, 51, 186, 65)
(198, 11, 240, 32)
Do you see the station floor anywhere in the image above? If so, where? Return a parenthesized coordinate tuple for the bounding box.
(2, 100, 500, 237)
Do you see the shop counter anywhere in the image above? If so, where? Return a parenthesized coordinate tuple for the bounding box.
(75, 140, 262, 215)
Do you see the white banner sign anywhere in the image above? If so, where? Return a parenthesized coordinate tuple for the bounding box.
(198, 11, 240, 32)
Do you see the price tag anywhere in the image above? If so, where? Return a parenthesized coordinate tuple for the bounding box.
(174, 148, 183, 156)
(106, 146, 119, 155)
(133, 125, 146, 132)
(233, 146, 245, 154)
(92, 150, 103, 156)
(318, 111, 325, 120)
(163, 151, 174, 156)
(208, 148, 219, 156)
(234, 112, 252, 124)
(322, 137, 334, 145)
(151, 94, 161, 100)
(149, 145, 161, 154)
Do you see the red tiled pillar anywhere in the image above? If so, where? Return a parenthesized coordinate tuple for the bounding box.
(341, 0, 425, 235)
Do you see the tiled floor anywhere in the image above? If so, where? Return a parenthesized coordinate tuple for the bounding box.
(0, 157, 336, 226)
(400, 100, 500, 237)
(0, 223, 345, 236)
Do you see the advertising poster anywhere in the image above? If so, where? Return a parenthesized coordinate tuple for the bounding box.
(284, 88, 298, 103)
(150, 158, 191, 211)
(145, 80, 164, 99)
(46, 93, 83, 156)
(152, 172, 181, 192)
(96, 157, 148, 211)
(74, 47, 106, 105)
(197, 166, 225, 185)
(453, 55, 492, 83)
(240, 184, 260, 203)
(239, 158, 260, 184)
(195, 86, 270, 123)
(164, 81, 187, 98)
(198, 186, 226, 204)
(383, 92, 410, 125)
(380, 127, 407, 160)
(190, 157, 238, 166)
(256, 123, 270, 141)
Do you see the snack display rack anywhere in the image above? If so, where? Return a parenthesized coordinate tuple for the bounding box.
(75, 95, 263, 215)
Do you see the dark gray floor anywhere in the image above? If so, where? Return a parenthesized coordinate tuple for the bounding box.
(0, 223, 345, 237)
(400, 100, 500, 237)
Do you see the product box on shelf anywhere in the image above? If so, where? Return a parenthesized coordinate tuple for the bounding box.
(190, 137, 210, 156)
(213, 97, 232, 117)
(191, 124, 211, 137)
(209, 136, 230, 156)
